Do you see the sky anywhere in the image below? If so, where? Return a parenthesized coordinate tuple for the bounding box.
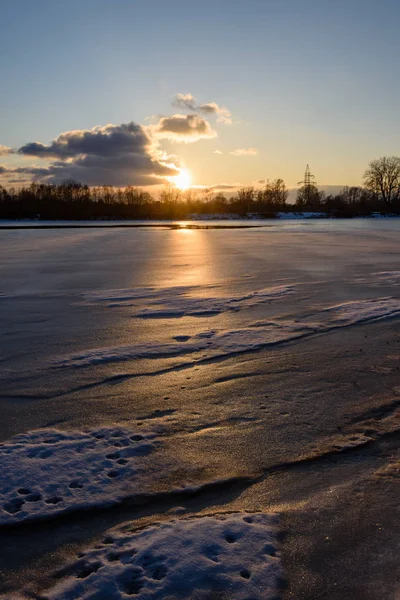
(1, 0, 400, 192)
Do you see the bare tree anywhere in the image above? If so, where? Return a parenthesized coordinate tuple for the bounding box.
(258, 178, 288, 207)
(159, 184, 182, 204)
(363, 156, 400, 205)
(296, 184, 323, 209)
(200, 188, 215, 204)
(237, 186, 255, 208)
(124, 186, 152, 205)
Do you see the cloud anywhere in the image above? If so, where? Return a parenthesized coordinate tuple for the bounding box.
(0, 145, 13, 156)
(6, 122, 179, 186)
(199, 103, 232, 124)
(172, 93, 197, 111)
(155, 114, 217, 143)
(173, 93, 232, 124)
(230, 147, 258, 157)
(209, 183, 238, 190)
(213, 150, 223, 155)
(19, 122, 149, 160)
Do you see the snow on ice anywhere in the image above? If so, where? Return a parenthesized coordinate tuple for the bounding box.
(54, 297, 400, 369)
(82, 284, 295, 317)
(53, 322, 312, 368)
(324, 297, 400, 325)
(374, 271, 400, 285)
(39, 513, 282, 600)
(0, 426, 160, 526)
(276, 211, 329, 219)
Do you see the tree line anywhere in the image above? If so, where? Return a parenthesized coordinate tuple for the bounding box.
(0, 157, 399, 220)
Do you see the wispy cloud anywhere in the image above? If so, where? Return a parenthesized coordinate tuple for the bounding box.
(199, 102, 232, 125)
(172, 93, 197, 111)
(230, 147, 258, 157)
(210, 183, 238, 190)
(213, 150, 223, 154)
(173, 93, 232, 124)
(190, 182, 240, 191)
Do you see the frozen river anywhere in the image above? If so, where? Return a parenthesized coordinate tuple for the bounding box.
(0, 219, 399, 599)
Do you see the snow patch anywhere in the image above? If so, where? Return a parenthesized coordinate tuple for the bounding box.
(188, 213, 243, 220)
(324, 297, 400, 325)
(368, 212, 399, 218)
(53, 321, 312, 368)
(276, 211, 329, 219)
(374, 271, 400, 285)
(54, 297, 400, 369)
(54, 338, 208, 367)
(42, 513, 282, 599)
(0, 427, 160, 526)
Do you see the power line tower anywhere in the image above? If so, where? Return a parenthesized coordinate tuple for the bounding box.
(297, 164, 317, 205)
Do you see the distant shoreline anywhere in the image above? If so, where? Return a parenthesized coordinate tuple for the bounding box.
(1, 213, 399, 229)
(0, 222, 268, 230)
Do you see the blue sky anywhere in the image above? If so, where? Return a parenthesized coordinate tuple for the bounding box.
(2, 0, 400, 189)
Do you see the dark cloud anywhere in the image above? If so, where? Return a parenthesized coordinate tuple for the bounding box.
(155, 114, 216, 142)
(172, 94, 232, 124)
(14, 167, 52, 177)
(18, 122, 147, 159)
(9, 122, 179, 186)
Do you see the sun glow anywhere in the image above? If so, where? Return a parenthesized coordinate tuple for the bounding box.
(173, 169, 192, 190)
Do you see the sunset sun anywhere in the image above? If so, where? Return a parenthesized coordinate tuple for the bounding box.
(173, 169, 192, 191)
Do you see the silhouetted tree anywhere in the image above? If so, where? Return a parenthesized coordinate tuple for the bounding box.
(234, 187, 255, 214)
(257, 179, 288, 209)
(213, 192, 229, 213)
(296, 185, 324, 209)
(124, 187, 152, 205)
(340, 186, 365, 205)
(0, 168, 399, 220)
(160, 184, 182, 204)
(363, 156, 400, 205)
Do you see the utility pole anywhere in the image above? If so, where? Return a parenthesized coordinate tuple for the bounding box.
(298, 164, 316, 205)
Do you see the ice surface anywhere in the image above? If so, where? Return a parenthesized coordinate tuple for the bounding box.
(0, 426, 162, 526)
(41, 513, 282, 600)
(83, 284, 294, 317)
(54, 297, 400, 369)
(0, 222, 399, 598)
